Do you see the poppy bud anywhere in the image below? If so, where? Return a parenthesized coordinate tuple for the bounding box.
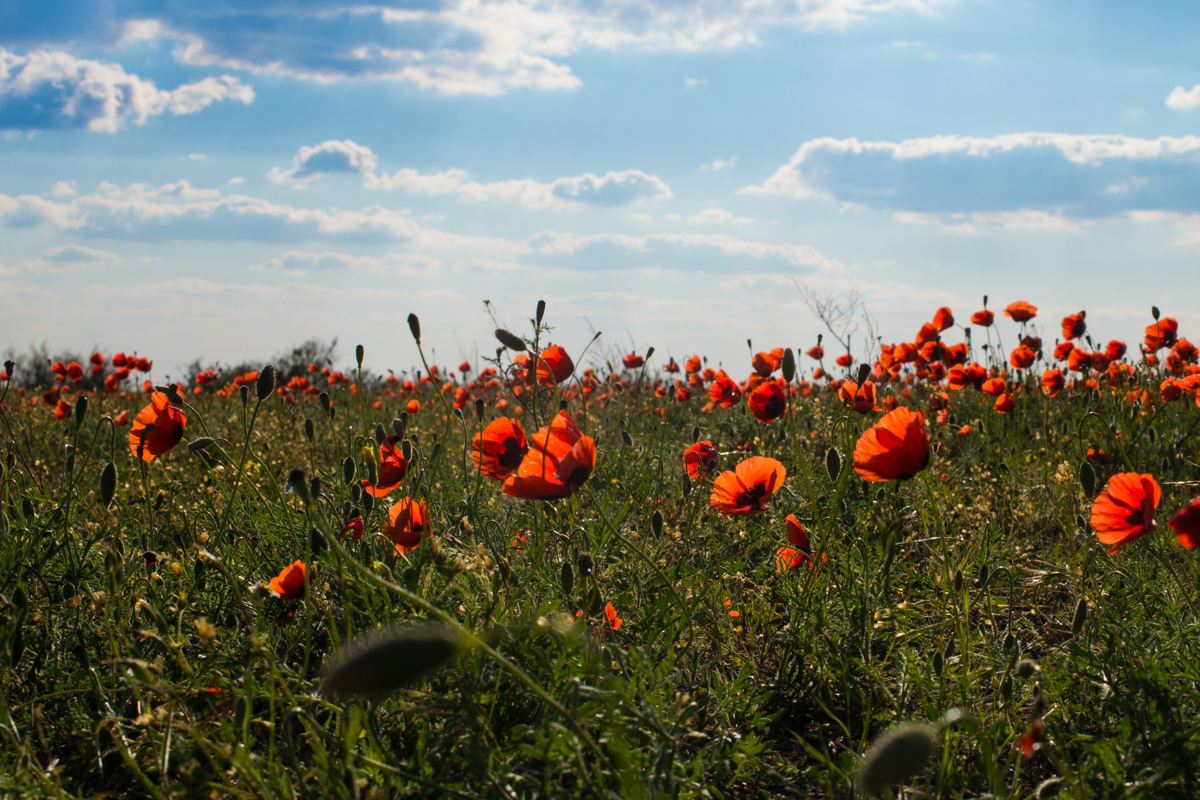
(304, 418, 314, 442)
(286, 467, 311, 504)
(826, 448, 841, 482)
(691, 426, 700, 443)
(356, 344, 365, 367)
(559, 399, 567, 412)
(817, 334, 823, 346)
(621, 430, 634, 447)
(475, 398, 484, 420)
(3, 360, 13, 379)
(342, 457, 356, 485)
(1003, 632, 1017, 651)
(392, 416, 406, 437)
(256, 365, 275, 401)
(1079, 461, 1096, 497)
(781, 348, 796, 383)
(73, 396, 88, 428)
(560, 561, 574, 595)
(407, 314, 421, 344)
(1001, 674, 1012, 701)
(351, 483, 361, 503)
(1152, 306, 1160, 321)
(645, 346, 655, 361)
(978, 564, 989, 588)
(166, 384, 185, 405)
(374, 423, 386, 445)
(932, 649, 943, 677)
(22, 498, 33, 520)
(536, 300, 546, 323)
(310, 526, 326, 557)
(100, 462, 117, 507)
(1015, 658, 1039, 679)
(365, 458, 377, 487)
(1071, 597, 1088, 636)
(187, 437, 213, 452)
(577, 552, 594, 578)
(323, 625, 461, 697)
(193, 556, 207, 591)
(943, 639, 954, 661)
(651, 510, 663, 537)
(681, 472, 691, 497)
(982, 295, 988, 308)
(309, 476, 322, 501)
(239, 384, 250, 406)
(494, 329, 527, 352)
(857, 723, 936, 795)
(402, 440, 412, 462)
(319, 391, 331, 415)
(453, 407, 463, 420)
(953, 569, 964, 592)
(856, 363, 871, 386)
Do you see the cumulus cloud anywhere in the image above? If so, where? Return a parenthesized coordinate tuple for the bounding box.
(744, 132, 1200, 221)
(0, 48, 253, 132)
(24, 243, 121, 272)
(1167, 84, 1200, 110)
(700, 156, 738, 171)
(5, 1, 959, 96)
(257, 250, 440, 276)
(268, 140, 379, 187)
(687, 208, 755, 225)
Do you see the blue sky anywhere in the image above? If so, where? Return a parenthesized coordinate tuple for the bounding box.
(3, 0, 1199, 376)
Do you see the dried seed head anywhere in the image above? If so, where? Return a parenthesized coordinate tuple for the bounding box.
(857, 723, 936, 795)
(323, 625, 462, 698)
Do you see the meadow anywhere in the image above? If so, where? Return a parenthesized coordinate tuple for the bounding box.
(1, 297, 1199, 799)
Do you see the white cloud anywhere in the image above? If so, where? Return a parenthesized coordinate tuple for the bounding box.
(257, 251, 441, 276)
(0, 48, 253, 133)
(25, 243, 121, 273)
(701, 156, 738, 171)
(526, 230, 843, 271)
(187, 153, 206, 160)
(227, 176, 245, 186)
(684, 77, 707, 88)
(687, 207, 755, 225)
(49, 181, 77, 198)
(891, 210, 1087, 234)
(268, 140, 379, 187)
(1167, 84, 1200, 110)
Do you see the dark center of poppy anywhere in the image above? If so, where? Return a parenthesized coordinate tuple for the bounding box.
(733, 481, 769, 510)
(498, 436, 527, 469)
(566, 465, 591, 488)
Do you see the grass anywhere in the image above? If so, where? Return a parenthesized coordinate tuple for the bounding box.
(2, 308, 1200, 799)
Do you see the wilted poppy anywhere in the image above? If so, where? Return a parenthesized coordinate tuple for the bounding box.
(1061, 312, 1086, 341)
(269, 561, 307, 600)
(1004, 301, 1038, 323)
(710, 456, 786, 516)
(932, 307, 954, 331)
(1041, 369, 1066, 397)
(838, 380, 878, 413)
(1010, 344, 1037, 370)
(622, 353, 645, 369)
(970, 310, 994, 327)
(128, 392, 187, 461)
(503, 410, 596, 500)
(362, 438, 409, 497)
(536, 344, 574, 386)
(683, 440, 719, 479)
(806, 346, 825, 360)
(748, 381, 787, 422)
(1144, 317, 1178, 351)
(852, 407, 929, 482)
(1168, 497, 1200, 549)
(473, 417, 528, 480)
(383, 496, 429, 554)
(709, 376, 742, 408)
(1090, 472, 1160, 554)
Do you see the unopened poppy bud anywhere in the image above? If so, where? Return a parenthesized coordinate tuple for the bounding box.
(645, 346, 655, 361)
(356, 344, 365, 367)
(1152, 306, 1160, 321)
(319, 391, 331, 414)
(350, 483, 361, 503)
(362, 491, 374, 516)
(691, 426, 700, 443)
(401, 440, 412, 462)
(621, 430, 633, 447)
(392, 416, 406, 438)
(1015, 658, 1039, 679)
(342, 457, 356, 485)
(651, 510, 663, 537)
(536, 299, 546, 323)
(1001, 674, 1013, 701)
(323, 624, 461, 697)
(494, 329, 527, 352)
(239, 384, 250, 406)
(407, 314, 421, 343)
(3, 360, 13, 378)
(560, 561, 574, 595)
(1071, 597, 1088, 636)
(309, 476, 321, 501)
(304, 418, 314, 442)
(256, 365, 275, 401)
(100, 462, 117, 507)
(857, 723, 936, 795)
(932, 649, 943, 677)
(365, 458, 377, 486)
(781, 348, 796, 383)
(286, 467, 311, 504)
(577, 552, 594, 578)
(166, 384, 185, 405)
(953, 569, 964, 592)
(374, 423, 386, 445)
(817, 334, 823, 346)
(310, 526, 326, 556)
(1079, 460, 1096, 496)
(681, 472, 691, 497)
(982, 295, 988, 308)
(475, 398, 484, 420)
(1003, 632, 1017, 651)
(73, 396, 88, 428)
(187, 437, 213, 452)
(826, 448, 841, 482)
(453, 407, 463, 419)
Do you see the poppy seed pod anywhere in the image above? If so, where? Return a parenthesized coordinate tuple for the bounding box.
(857, 723, 936, 795)
(781, 348, 796, 383)
(256, 365, 275, 401)
(407, 314, 421, 344)
(495, 329, 527, 352)
(323, 625, 462, 698)
(73, 396, 88, 428)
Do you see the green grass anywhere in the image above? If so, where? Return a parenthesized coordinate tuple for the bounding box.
(2, 319, 1200, 799)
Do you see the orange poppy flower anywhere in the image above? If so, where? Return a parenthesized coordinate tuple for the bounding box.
(1061, 312, 1086, 341)
(362, 437, 409, 497)
(775, 514, 821, 571)
(710, 456, 786, 516)
(1067, 348, 1093, 373)
(683, 440, 719, 479)
(383, 496, 429, 554)
(932, 307, 954, 331)
(338, 516, 365, 543)
(1010, 344, 1037, 369)
(835, 354, 854, 368)
(1144, 317, 1178, 351)
(748, 381, 787, 422)
(622, 353, 644, 369)
(473, 417, 528, 480)
(993, 392, 1016, 413)
(503, 410, 596, 500)
(407, 398, 421, 415)
(604, 602, 623, 630)
(708, 376, 742, 408)
(981, 378, 1007, 397)
(1090, 472, 1160, 554)
(269, 561, 307, 600)
(751, 348, 785, 377)
(54, 398, 72, 420)
(114, 410, 129, 426)
(1161, 379, 1182, 403)
(805, 346, 824, 360)
(970, 310, 994, 327)
(664, 358, 680, 373)
(894, 342, 918, 364)
(852, 407, 929, 482)
(685, 355, 702, 373)
(947, 363, 987, 391)
(1169, 497, 1200, 549)
(1004, 301, 1037, 322)
(128, 392, 187, 461)
(536, 344, 574, 385)
(1041, 369, 1066, 397)
(838, 380, 879, 413)
(1021, 335, 1041, 351)
(915, 323, 939, 346)
(941, 342, 968, 367)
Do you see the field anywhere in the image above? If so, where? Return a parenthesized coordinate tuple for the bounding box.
(2, 299, 1200, 799)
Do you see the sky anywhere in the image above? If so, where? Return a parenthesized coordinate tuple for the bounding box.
(2, 0, 1199, 377)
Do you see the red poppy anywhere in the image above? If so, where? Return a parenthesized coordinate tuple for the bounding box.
(135, 357, 153, 373)
(1169, 497, 1200, 549)
(114, 410, 129, 426)
(970, 310, 994, 327)
(1144, 317, 1178, 351)
(622, 353, 645, 369)
(406, 399, 420, 415)
(338, 516, 365, 543)
(710, 456, 786, 516)
(383, 496, 429, 554)
(981, 378, 1007, 397)
(604, 602, 623, 631)
(503, 410, 596, 500)
(838, 380, 878, 413)
(683, 440, 719, 480)
(835, 354, 854, 368)
(664, 358, 679, 373)
(932, 307, 954, 331)
(1004, 301, 1038, 323)
(748, 380, 787, 422)
(941, 342, 968, 367)
(128, 392, 187, 461)
(112, 352, 128, 368)
(708, 376, 742, 408)
(1022, 335, 1042, 351)
(473, 417, 528, 480)
(1161, 379, 1182, 403)
(852, 407, 929, 482)
(362, 438, 409, 497)
(1090, 472, 1160, 554)
(919, 341, 944, 363)
(751, 348, 785, 377)
(914, 323, 939, 347)
(1010, 344, 1037, 369)
(54, 398, 72, 419)
(775, 514, 826, 571)
(66, 361, 84, 381)
(1067, 348, 1093, 373)
(1041, 369, 1066, 397)
(458, 360, 472, 374)
(1104, 340, 1126, 362)
(685, 355, 702, 373)
(1061, 312, 1086, 341)
(535, 344, 574, 386)
(1019, 720, 1045, 759)
(895, 342, 919, 364)
(269, 561, 307, 600)
(806, 346, 824, 360)
(947, 363, 987, 391)
(993, 392, 1016, 413)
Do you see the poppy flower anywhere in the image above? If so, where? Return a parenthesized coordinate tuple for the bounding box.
(66, 362, 84, 380)
(981, 378, 1007, 397)
(1067, 348, 1093, 373)
(806, 346, 824, 360)
(338, 516, 365, 543)
(362, 437, 409, 497)
(708, 376, 742, 408)
(663, 358, 680, 373)
(1041, 369, 1066, 397)
(114, 410, 129, 426)
(1144, 317, 1178, 351)
(775, 514, 822, 571)
(406, 399, 421, 415)
(895, 342, 919, 364)
(683, 440, 719, 479)
(269, 561, 307, 600)
(50, 361, 66, 377)
(838, 380, 879, 413)
(748, 380, 787, 422)
(128, 392, 187, 461)
(1168, 497, 1200, 549)
(932, 307, 954, 331)
(941, 342, 968, 367)
(993, 392, 1016, 413)
(1010, 344, 1037, 370)
(54, 398, 72, 419)
(112, 352, 128, 368)
(710, 456, 786, 516)
(835, 354, 854, 368)
(458, 361, 472, 374)
(383, 496, 429, 554)
(947, 363, 987, 391)
(622, 353, 645, 369)
(503, 410, 596, 500)
(852, 407, 929, 482)
(1161, 379, 1182, 403)
(135, 357, 153, 373)
(1061, 312, 1086, 341)
(1021, 335, 1042, 351)
(913, 324, 938, 347)
(536, 344, 574, 386)
(919, 341, 944, 363)
(1090, 472, 1160, 554)
(473, 417, 528, 480)
(1004, 301, 1038, 323)
(604, 602, 623, 631)
(685, 355, 702, 373)
(751, 348, 784, 377)
(970, 310, 994, 327)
